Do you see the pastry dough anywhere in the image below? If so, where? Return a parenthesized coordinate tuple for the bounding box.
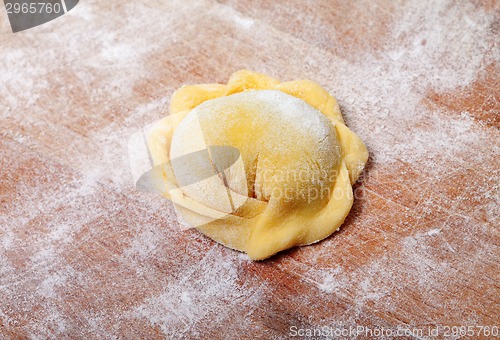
(148, 70, 368, 260)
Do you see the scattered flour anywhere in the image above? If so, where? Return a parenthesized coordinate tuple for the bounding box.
(427, 228, 441, 236)
(0, 0, 498, 338)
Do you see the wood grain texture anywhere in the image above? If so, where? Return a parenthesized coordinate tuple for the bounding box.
(1, 0, 499, 338)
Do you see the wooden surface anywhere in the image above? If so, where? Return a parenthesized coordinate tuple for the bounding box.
(1, 0, 499, 338)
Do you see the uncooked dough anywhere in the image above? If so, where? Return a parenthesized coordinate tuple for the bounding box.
(148, 70, 368, 260)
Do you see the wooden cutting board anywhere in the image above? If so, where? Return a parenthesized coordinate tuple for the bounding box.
(1, 0, 498, 338)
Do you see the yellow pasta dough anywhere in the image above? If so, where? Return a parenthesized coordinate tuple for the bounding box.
(148, 70, 368, 260)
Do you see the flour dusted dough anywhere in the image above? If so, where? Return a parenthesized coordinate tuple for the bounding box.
(148, 70, 368, 260)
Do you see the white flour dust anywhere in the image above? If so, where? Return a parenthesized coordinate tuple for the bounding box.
(0, 0, 498, 337)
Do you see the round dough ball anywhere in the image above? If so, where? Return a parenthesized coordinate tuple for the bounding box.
(147, 70, 368, 260)
(170, 90, 341, 212)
